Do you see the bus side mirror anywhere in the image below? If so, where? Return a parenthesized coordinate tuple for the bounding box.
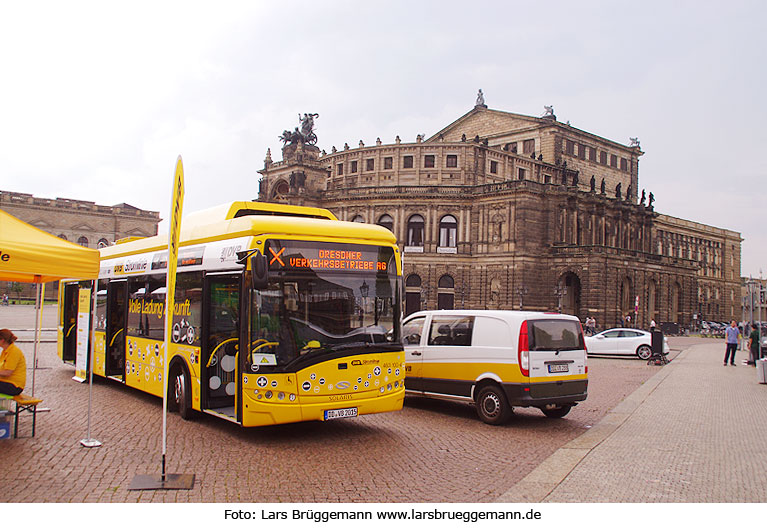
(251, 252, 268, 290)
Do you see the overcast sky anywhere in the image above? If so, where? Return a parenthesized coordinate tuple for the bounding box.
(1, 1, 765, 277)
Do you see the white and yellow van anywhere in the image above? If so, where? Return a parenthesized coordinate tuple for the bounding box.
(402, 310, 588, 425)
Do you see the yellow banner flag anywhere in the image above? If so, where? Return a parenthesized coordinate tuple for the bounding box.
(164, 156, 184, 386)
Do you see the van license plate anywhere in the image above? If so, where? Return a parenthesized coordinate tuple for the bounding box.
(548, 364, 569, 373)
(324, 407, 358, 420)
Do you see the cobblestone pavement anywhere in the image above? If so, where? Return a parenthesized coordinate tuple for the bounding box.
(1, 304, 691, 503)
(498, 338, 767, 503)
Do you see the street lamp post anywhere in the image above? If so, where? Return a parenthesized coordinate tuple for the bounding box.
(360, 280, 369, 326)
(421, 284, 430, 311)
(516, 285, 528, 310)
(554, 284, 567, 313)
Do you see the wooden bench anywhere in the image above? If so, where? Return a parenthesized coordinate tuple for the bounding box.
(0, 393, 44, 438)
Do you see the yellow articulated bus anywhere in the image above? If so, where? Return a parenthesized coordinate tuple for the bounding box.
(58, 201, 405, 426)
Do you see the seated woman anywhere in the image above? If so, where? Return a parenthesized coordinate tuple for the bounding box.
(0, 329, 26, 396)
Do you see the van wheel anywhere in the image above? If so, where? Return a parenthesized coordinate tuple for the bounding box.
(475, 385, 511, 425)
(170, 365, 194, 420)
(541, 404, 572, 419)
(636, 345, 653, 360)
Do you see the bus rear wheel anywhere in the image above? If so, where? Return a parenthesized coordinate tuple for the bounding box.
(475, 384, 511, 425)
(170, 366, 193, 420)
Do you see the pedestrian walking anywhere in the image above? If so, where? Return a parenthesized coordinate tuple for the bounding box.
(748, 323, 761, 365)
(724, 320, 739, 366)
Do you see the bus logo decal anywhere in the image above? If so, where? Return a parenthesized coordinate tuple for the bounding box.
(336, 381, 350, 390)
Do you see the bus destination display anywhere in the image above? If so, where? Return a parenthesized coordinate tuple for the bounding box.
(266, 240, 394, 274)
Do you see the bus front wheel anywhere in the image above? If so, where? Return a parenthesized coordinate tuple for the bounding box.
(170, 366, 193, 420)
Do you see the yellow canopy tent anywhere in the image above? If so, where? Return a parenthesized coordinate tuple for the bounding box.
(0, 209, 100, 395)
(0, 209, 99, 283)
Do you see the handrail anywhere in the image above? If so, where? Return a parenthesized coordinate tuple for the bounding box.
(108, 328, 124, 347)
(206, 337, 238, 368)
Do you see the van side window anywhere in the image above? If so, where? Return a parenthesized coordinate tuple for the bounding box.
(403, 317, 426, 345)
(427, 316, 474, 346)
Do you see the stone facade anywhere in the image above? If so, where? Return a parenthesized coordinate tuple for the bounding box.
(1, 190, 160, 300)
(258, 102, 741, 331)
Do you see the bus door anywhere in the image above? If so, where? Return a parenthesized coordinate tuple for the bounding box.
(106, 280, 127, 380)
(61, 282, 80, 363)
(202, 272, 241, 419)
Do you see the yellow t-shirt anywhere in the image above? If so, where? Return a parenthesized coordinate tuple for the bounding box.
(0, 343, 26, 390)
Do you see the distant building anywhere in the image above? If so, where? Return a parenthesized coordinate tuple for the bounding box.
(257, 97, 741, 330)
(1, 190, 160, 300)
(742, 278, 766, 324)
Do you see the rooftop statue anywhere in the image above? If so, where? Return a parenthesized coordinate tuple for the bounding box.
(476, 89, 485, 107)
(280, 113, 320, 146)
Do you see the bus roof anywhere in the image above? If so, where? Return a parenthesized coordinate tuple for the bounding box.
(183, 201, 337, 225)
(100, 203, 396, 259)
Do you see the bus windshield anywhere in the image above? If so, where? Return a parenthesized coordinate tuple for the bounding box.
(249, 241, 400, 369)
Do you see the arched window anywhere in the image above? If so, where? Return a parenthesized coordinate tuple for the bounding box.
(58, 234, 67, 240)
(405, 274, 422, 316)
(671, 282, 682, 323)
(648, 280, 658, 324)
(407, 215, 424, 247)
(351, 215, 365, 223)
(77, 236, 89, 248)
(272, 181, 289, 200)
(439, 215, 457, 248)
(560, 272, 581, 316)
(620, 277, 632, 321)
(377, 214, 394, 232)
(97, 238, 110, 248)
(405, 274, 422, 288)
(437, 274, 454, 310)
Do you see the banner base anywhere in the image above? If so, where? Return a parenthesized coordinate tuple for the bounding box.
(129, 473, 195, 490)
(80, 438, 102, 448)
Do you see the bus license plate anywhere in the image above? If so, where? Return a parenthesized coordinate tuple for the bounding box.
(324, 407, 358, 420)
(548, 364, 569, 373)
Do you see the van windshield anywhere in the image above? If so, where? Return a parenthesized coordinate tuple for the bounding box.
(528, 319, 584, 351)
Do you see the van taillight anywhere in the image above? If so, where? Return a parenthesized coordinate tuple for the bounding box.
(577, 321, 588, 374)
(579, 321, 588, 355)
(518, 320, 530, 377)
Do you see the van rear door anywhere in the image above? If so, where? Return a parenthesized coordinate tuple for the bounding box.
(524, 317, 587, 380)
